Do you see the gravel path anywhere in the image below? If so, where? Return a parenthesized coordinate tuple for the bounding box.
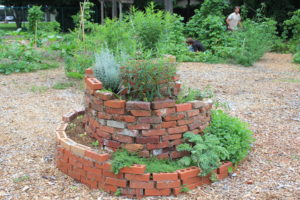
(0, 53, 299, 200)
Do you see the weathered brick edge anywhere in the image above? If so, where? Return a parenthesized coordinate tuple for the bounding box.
(83, 68, 213, 159)
(56, 110, 234, 198)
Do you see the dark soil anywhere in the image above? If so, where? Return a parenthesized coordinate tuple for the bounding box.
(65, 115, 99, 149)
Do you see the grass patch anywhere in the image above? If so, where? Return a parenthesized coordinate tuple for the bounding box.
(111, 150, 184, 174)
(30, 85, 48, 93)
(0, 23, 17, 32)
(52, 81, 74, 90)
(13, 175, 30, 183)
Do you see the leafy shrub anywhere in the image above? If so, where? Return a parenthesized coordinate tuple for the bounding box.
(120, 59, 176, 101)
(93, 49, 127, 92)
(0, 42, 59, 74)
(111, 150, 184, 174)
(177, 132, 229, 176)
(27, 6, 44, 32)
(39, 21, 61, 33)
(283, 9, 300, 42)
(204, 110, 254, 164)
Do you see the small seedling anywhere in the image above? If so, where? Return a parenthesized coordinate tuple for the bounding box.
(52, 82, 74, 90)
(13, 175, 30, 183)
(76, 115, 84, 120)
(114, 188, 121, 196)
(70, 185, 78, 190)
(79, 133, 86, 137)
(91, 140, 99, 147)
(228, 166, 233, 174)
(180, 185, 190, 193)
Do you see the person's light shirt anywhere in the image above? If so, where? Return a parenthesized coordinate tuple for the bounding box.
(227, 12, 241, 30)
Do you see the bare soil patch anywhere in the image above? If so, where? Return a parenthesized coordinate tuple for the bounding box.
(0, 53, 299, 200)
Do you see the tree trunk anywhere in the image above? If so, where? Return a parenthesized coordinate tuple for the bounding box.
(112, 0, 117, 18)
(164, 0, 173, 13)
(12, 8, 23, 29)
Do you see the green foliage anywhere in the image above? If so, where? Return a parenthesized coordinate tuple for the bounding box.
(111, 150, 184, 174)
(120, 59, 176, 101)
(91, 140, 99, 147)
(72, 1, 95, 31)
(0, 42, 59, 74)
(180, 185, 190, 193)
(177, 132, 229, 176)
(93, 49, 126, 92)
(283, 9, 300, 42)
(176, 87, 214, 104)
(209, 172, 219, 182)
(27, 6, 44, 32)
(38, 21, 61, 33)
(204, 110, 254, 164)
(114, 188, 121, 196)
(293, 51, 300, 64)
(13, 175, 30, 183)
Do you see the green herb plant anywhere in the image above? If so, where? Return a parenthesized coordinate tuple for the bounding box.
(204, 110, 254, 164)
(177, 132, 229, 176)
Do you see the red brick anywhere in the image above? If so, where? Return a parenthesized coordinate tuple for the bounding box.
(86, 78, 103, 90)
(130, 180, 154, 189)
(187, 109, 200, 117)
(103, 170, 123, 179)
(113, 115, 136, 123)
(126, 101, 151, 110)
(182, 176, 202, 185)
(138, 116, 162, 124)
(112, 134, 134, 143)
(156, 180, 181, 189)
(84, 150, 110, 162)
(123, 144, 144, 152)
(101, 125, 115, 134)
(171, 139, 183, 146)
(157, 152, 169, 159)
(188, 122, 202, 130)
(177, 119, 194, 126)
(168, 125, 188, 134)
(125, 173, 150, 181)
(177, 167, 201, 179)
(173, 187, 182, 196)
(96, 129, 111, 139)
(104, 140, 120, 149)
(103, 184, 117, 193)
(189, 100, 206, 109)
(162, 134, 182, 141)
(105, 177, 127, 187)
(152, 99, 176, 109)
(82, 177, 98, 189)
(153, 108, 176, 116)
(127, 124, 150, 130)
(85, 68, 93, 75)
(106, 107, 125, 114)
(172, 75, 180, 81)
(139, 150, 150, 157)
(68, 170, 81, 181)
(202, 175, 212, 184)
(121, 188, 143, 196)
(170, 151, 189, 159)
(130, 110, 151, 117)
(142, 129, 166, 136)
(217, 173, 228, 180)
(98, 112, 112, 120)
(153, 172, 178, 181)
(104, 99, 126, 108)
(146, 141, 169, 150)
(62, 111, 77, 122)
(145, 188, 170, 196)
(175, 103, 192, 112)
(95, 91, 113, 100)
(96, 162, 112, 170)
(190, 129, 200, 134)
(120, 164, 146, 174)
(160, 121, 177, 128)
(217, 161, 233, 174)
(136, 136, 160, 144)
(163, 113, 185, 121)
(72, 168, 86, 177)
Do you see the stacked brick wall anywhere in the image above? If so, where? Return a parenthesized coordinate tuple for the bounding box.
(56, 115, 234, 198)
(83, 69, 213, 159)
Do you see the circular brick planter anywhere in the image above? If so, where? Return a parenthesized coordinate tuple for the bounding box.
(82, 69, 213, 159)
(56, 110, 234, 198)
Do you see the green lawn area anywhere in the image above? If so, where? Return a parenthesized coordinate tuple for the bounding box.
(0, 23, 17, 32)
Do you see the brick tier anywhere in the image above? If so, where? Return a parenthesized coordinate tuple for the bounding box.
(82, 69, 213, 159)
(56, 112, 234, 198)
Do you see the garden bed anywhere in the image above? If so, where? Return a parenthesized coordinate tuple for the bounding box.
(56, 109, 234, 198)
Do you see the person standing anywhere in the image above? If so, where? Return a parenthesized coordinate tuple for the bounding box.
(226, 6, 242, 31)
